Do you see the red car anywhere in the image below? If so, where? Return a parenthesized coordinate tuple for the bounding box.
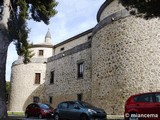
(25, 103, 54, 119)
(124, 92, 160, 120)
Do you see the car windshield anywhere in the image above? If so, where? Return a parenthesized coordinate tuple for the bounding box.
(79, 101, 94, 108)
(39, 104, 52, 109)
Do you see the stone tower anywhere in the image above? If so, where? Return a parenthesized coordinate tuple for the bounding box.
(91, 0, 160, 114)
(9, 31, 53, 111)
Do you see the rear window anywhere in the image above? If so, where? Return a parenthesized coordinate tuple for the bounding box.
(68, 102, 75, 109)
(135, 94, 153, 102)
(155, 93, 160, 102)
(133, 96, 139, 102)
(58, 102, 68, 109)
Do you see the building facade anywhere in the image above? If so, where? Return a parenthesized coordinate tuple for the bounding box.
(10, 0, 160, 114)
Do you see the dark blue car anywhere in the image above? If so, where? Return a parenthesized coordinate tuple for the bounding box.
(54, 101, 107, 120)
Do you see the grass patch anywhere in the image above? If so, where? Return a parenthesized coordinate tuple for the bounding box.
(107, 115, 124, 119)
(7, 112, 24, 116)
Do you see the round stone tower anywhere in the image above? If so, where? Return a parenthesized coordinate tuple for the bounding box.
(91, 0, 160, 114)
(9, 30, 53, 111)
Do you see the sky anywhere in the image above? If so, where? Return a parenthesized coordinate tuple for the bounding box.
(6, 0, 105, 81)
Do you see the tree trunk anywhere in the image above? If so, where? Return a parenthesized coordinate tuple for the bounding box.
(0, 0, 10, 119)
(0, 36, 10, 119)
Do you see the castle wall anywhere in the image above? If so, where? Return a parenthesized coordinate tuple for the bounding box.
(9, 0, 160, 115)
(92, 3, 160, 114)
(45, 41, 92, 108)
(9, 59, 47, 111)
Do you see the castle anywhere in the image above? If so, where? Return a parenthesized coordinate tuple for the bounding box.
(9, 0, 160, 114)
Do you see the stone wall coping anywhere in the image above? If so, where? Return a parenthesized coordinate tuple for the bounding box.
(93, 9, 130, 36)
(97, 0, 113, 22)
(12, 58, 47, 67)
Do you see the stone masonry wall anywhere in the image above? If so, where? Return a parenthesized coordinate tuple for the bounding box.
(92, 16, 160, 114)
(45, 43, 92, 108)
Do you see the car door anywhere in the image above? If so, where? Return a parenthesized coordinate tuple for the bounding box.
(67, 102, 81, 120)
(136, 93, 156, 115)
(58, 102, 69, 119)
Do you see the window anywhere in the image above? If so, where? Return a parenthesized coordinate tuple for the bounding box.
(88, 35, 92, 40)
(60, 47, 64, 51)
(33, 97, 39, 103)
(35, 73, 41, 84)
(59, 102, 68, 109)
(68, 102, 75, 109)
(77, 93, 83, 101)
(77, 62, 84, 78)
(39, 50, 44, 56)
(50, 71, 54, 84)
(136, 94, 153, 102)
(49, 96, 53, 104)
(155, 93, 160, 102)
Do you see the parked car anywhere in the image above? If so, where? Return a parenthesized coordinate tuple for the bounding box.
(54, 101, 107, 120)
(124, 92, 160, 120)
(25, 103, 54, 119)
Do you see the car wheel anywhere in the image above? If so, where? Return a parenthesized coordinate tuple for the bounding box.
(25, 113, 29, 118)
(38, 114, 43, 119)
(54, 114, 60, 120)
(80, 114, 89, 120)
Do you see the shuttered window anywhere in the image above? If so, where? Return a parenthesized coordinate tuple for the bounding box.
(33, 96, 39, 103)
(39, 50, 44, 56)
(50, 71, 54, 84)
(77, 62, 84, 78)
(35, 73, 41, 84)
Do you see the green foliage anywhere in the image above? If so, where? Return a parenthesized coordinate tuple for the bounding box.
(8, 0, 58, 63)
(6, 81, 10, 95)
(121, 0, 160, 19)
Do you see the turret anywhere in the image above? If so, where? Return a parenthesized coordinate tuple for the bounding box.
(9, 30, 53, 111)
(45, 29, 52, 45)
